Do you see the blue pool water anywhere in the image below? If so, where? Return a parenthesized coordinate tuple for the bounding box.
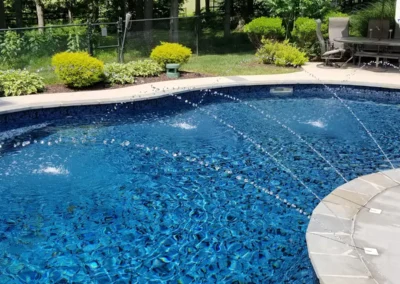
(1, 87, 400, 283)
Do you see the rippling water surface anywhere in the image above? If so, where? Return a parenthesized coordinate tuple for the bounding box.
(1, 91, 400, 283)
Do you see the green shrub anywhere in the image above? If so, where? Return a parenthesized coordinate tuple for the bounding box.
(127, 60, 164, 77)
(0, 70, 45, 97)
(150, 42, 192, 66)
(256, 39, 308, 67)
(0, 31, 23, 65)
(351, 1, 395, 37)
(243, 17, 285, 47)
(104, 63, 135, 85)
(291, 17, 319, 57)
(104, 60, 163, 85)
(52, 52, 104, 88)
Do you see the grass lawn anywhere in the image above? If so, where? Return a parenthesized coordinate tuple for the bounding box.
(182, 53, 298, 76)
(2, 52, 299, 86)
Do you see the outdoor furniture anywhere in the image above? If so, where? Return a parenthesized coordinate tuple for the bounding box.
(363, 19, 390, 53)
(335, 37, 400, 67)
(367, 19, 390, 39)
(316, 17, 350, 67)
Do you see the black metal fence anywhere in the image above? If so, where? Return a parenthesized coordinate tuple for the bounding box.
(0, 16, 203, 72)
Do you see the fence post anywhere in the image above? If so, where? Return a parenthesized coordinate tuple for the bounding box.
(87, 21, 93, 56)
(117, 17, 124, 63)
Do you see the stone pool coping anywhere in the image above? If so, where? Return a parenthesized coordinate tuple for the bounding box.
(1, 62, 400, 115)
(307, 169, 400, 284)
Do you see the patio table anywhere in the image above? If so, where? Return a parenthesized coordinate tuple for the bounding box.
(335, 37, 400, 67)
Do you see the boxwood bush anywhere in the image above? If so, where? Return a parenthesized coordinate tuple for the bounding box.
(291, 17, 319, 57)
(0, 70, 45, 96)
(243, 17, 285, 47)
(52, 52, 104, 88)
(104, 60, 163, 85)
(150, 42, 192, 67)
(256, 39, 308, 67)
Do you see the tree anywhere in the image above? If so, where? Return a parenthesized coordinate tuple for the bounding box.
(195, 0, 200, 16)
(144, 0, 153, 32)
(170, 0, 179, 42)
(34, 0, 45, 30)
(205, 0, 210, 13)
(0, 0, 6, 29)
(14, 0, 23, 27)
(224, 0, 231, 37)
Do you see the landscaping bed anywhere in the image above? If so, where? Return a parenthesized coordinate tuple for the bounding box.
(44, 71, 210, 94)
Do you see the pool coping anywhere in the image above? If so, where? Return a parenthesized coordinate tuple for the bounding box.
(1, 63, 400, 115)
(307, 169, 400, 284)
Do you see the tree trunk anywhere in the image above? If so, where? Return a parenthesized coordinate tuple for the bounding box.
(14, 0, 23, 28)
(247, 0, 253, 18)
(0, 0, 6, 29)
(205, 0, 210, 13)
(224, 0, 231, 37)
(67, 7, 73, 23)
(34, 0, 45, 32)
(195, 0, 200, 16)
(144, 0, 153, 44)
(136, 0, 144, 30)
(169, 0, 179, 42)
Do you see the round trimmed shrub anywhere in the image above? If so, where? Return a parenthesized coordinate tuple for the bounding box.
(0, 70, 45, 97)
(243, 17, 285, 47)
(150, 42, 192, 67)
(291, 17, 319, 57)
(52, 52, 104, 88)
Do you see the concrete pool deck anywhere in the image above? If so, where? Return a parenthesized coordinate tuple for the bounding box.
(1, 62, 400, 115)
(1, 62, 400, 283)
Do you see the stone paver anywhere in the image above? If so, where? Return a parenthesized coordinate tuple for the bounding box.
(307, 170, 400, 284)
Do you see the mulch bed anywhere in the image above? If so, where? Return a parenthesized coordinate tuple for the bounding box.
(44, 72, 210, 94)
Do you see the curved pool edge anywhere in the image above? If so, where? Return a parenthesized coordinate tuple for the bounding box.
(307, 169, 400, 284)
(2, 70, 400, 115)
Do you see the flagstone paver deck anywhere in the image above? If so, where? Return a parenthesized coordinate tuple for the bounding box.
(307, 169, 400, 284)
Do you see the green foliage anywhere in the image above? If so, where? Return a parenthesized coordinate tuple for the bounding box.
(0, 25, 88, 68)
(104, 63, 135, 85)
(150, 42, 192, 66)
(0, 70, 45, 97)
(291, 17, 319, 57)
(351, 0, 395, 37)
(128, 60, 164, 77)
(52, 52, 104, 88)
(243, 17, 285, 47)
(256, 39, 308, 67)
(104, 60, 163, 85)
(265, 0, 331, 36)
(0, 31, 23, 64)
(67, 32, 83, 52)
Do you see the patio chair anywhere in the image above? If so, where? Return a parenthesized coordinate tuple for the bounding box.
(367, 19, 390, 39)
(361, 19, 390, 52)
(316, 17, 349, 67)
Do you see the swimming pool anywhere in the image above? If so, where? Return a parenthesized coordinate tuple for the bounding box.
(0, 85, 399, 283)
